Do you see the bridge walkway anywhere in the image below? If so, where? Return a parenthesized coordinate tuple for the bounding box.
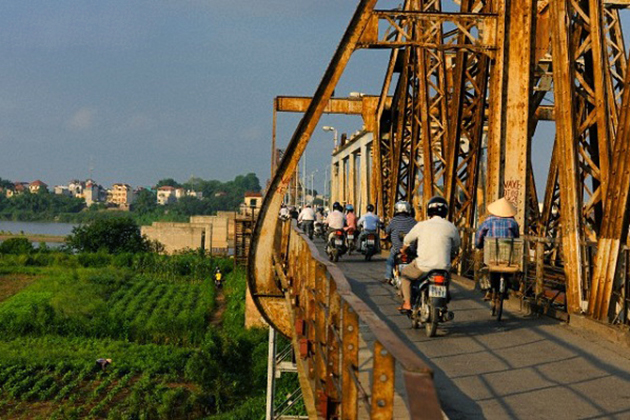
(313, 239, 630, 420)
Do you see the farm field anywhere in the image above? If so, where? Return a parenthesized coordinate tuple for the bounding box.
(0, 251, 270, 420)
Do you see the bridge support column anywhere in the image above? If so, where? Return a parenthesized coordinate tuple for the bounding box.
(340, 158, 347, 205)
(359, 144, 370, 212)
(486, 0, 535, 230)
(348, 152, 356, 208)
(331, 160, 339, 206)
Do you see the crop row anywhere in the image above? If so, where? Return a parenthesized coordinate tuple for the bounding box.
(0, 366, 202, 420)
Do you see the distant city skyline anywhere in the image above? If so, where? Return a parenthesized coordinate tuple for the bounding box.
(0, 1, 368, 194)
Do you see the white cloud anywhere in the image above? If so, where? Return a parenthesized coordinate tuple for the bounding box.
(68, 108, 96, 131)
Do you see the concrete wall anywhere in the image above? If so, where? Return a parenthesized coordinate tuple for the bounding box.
(141, 222, 205, 254)
(143, 212, 237, 255)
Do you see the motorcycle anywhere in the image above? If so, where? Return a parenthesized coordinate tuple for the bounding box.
(314, 221, 326, 239)
(326, 229, 347, 262)
(359, 231, 379, 261)
(392, 248, 416, 290)
(300, 220, 314, 240)
(407, 269, 454, 337)
(346, 228, 356, 255)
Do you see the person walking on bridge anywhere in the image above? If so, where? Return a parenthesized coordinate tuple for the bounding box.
(384, 201, 417, 284)
(475, 197, 520, 299)
(398, 197, 460, 311)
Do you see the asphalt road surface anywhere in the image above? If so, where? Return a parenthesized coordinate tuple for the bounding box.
(316, 238, 630, 420)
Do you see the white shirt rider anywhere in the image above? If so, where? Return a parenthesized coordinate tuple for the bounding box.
(298, 207, 316, 222)
(326, 210, 346, 230)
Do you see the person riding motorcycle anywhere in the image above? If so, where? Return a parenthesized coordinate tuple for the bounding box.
(345, 204, 357, 232)
(325, 202, 346, 237)
(298, 204, 316, 239)
(384, 201, 417, 284)
(398, 196, 460, 312)
(357, 204, 381, 248)
(279, 203, 290, 220)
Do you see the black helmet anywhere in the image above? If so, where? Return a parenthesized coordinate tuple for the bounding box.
(366, 204, 375, 212)
(332, 202, 343, 212)
(427, 196, 448, 218)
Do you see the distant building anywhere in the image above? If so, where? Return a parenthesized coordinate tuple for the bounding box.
(157, 186, 177, 205)
(68, 180, 85, 197)
(84, 180, 106, 206)
(54, 185, 72, 197)
(6, 182, 28, 198)
(240, 192, 263, 217)
(29, 180, 48, 194)
(108, 183, 135, 208)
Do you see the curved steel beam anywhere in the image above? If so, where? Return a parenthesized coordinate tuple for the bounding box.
(247, 0, 378, 336)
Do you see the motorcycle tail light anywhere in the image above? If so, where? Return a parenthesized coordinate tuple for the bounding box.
(432, 275, 446, 284)
(367, 234, 375, 240)
(336, 231, 344, 236)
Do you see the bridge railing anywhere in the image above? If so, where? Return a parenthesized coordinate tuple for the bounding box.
(272, 220, 442, 419)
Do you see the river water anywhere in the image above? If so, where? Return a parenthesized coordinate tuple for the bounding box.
(0, 221, 77, 236)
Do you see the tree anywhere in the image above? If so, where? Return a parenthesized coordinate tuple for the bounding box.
(156, 178, 181, 188)
(66, 218, 152, 254)
(133, 189, 158, 215)
(0, 177, 13, 190)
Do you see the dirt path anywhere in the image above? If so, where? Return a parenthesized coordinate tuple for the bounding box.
(210, 289, 226, 327)
(0, 274, 38, 302)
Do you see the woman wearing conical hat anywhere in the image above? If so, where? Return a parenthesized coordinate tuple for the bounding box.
(475, 197, 520, 250)
(475, 198, 520, 300)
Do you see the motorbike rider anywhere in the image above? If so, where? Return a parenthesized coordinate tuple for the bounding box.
(345, 204, 357, 232)
(357, 204, 381, 248)
(298, 204, 316, 239)
(384, 201, 418, 284)
(475, 197, 520, 299)
(398, 196, 460, 312)
(325, 202, 346, 239)
(279, 203, 290, 220)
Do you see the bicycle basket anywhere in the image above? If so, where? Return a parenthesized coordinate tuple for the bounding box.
(483, 238, 523, 273)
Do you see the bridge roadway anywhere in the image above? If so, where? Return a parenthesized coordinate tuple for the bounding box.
(313, 239, 630, 419)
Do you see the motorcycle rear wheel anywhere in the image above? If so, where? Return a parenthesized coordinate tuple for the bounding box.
(425, 306, 439, 337)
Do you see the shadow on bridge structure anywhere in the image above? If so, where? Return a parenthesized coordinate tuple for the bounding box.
(249, 0, 630, 418)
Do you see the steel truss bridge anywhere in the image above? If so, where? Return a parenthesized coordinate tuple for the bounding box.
(249, 0, 630, 418)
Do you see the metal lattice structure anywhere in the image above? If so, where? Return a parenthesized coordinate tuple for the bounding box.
(249, 0, 630, 417)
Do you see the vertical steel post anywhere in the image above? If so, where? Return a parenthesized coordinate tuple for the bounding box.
(265, 327, 277, 420)
(341, 302, 359, 420)
(370, 340, 395, 420)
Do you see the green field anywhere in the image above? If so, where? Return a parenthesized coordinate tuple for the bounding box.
(0, 251, 273, 420)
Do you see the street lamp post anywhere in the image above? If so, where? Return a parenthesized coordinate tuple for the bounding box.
(322, 126, 338, 148)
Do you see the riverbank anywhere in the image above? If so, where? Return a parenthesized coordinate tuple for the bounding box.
(0, 233, 66, 243)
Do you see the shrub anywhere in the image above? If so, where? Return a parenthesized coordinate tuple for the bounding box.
(0, 237, 34, 255)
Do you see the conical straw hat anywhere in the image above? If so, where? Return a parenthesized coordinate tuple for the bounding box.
(487, 197, 517, 218)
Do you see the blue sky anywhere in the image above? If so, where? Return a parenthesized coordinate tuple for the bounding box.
(0, 0, 370, 190)
(0, 1, 628, 199)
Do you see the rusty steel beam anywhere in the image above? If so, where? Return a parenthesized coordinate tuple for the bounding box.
(590, 64, 630, 321)
(549, 0, 587, 313)
(249, 0, 379, 335)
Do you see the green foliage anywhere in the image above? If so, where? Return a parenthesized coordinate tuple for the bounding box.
(155, 178, 181, 188)
(0, 237, 34, 255)
(0, 257, 279, 419)
(0, 190, 85, 221)
(66, 218, 151, 254)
